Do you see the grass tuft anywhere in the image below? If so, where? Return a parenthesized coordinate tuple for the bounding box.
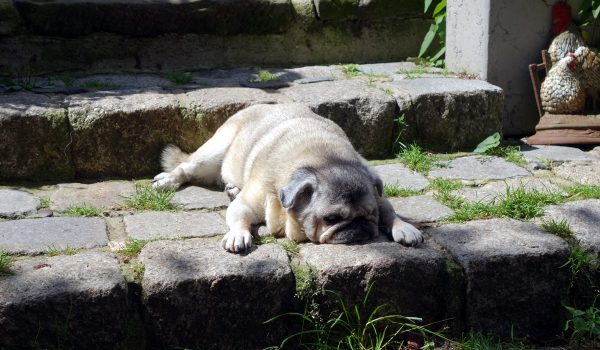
(120, 238, 158, 258)
(341, 63, 361, 78)
(562, 245, 598, 287)
(46, 246, 79, 257)
(541, 218, 573, 238)
(132, 260, 145, 283)
(397, 144, 435, 174)
(39, 198, 51, 209)
(383, 184, 423, 197)
(252, 70, 278, 82)
(281, 240, 300, 255)
(255, 235, 277, 245)
(126, 182, 176, 211)
(64, 205, 102, 217)
(0, 250, 12, 276)
(566, 184, 600, 200)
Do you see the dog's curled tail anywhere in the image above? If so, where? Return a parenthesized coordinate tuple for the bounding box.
(161, 144, 190, 172)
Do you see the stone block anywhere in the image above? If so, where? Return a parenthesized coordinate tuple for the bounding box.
(372, 163, 430, 190)
(428, 219, 570, 338)
(124, 212, 227, 240)
(544, 200, 600, 255)
(50, 181, 135, 212)
(299, 241, 449, 324)
(389, 195, 453, 223)
(521, 145, 598, 163)
(139, 239, 294, 349)
(555, 161, 600, 185)
(384, 78, 504, 152)
(280, 80, 397, 158)
(171, 186, 230, 210)
(0, 93, 74, 180)
(314, 0, 422, 20)
(0, 189, 40, 218)
(0, 252, 128, 349)
(429, 155, 530, 181)
(0, 217, 108, 255)
(14, 0, 295, 37)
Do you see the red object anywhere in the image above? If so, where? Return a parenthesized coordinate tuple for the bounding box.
(552, 1, 572, 35)
(32, 263, 51, 270)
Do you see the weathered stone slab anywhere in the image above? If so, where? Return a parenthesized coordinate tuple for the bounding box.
(171, 186, 229, 210)
(429, 156, 530, 181)
(383, 78, 503, 152)
(74, 74, 170, 90)
(452, 177, 564, 205)
(359, 62, 422, 76)
(280, 80, 397, 158)
(140, 239, 294, 349)
(373, 163, 430, 190)
(0, 93, 73, 180)
(555, 161, 600, 185)
(0, 189, 39, 218)
(124, 211, 227, 240)
(521, 145, 598, 163)
(0, 252, 127, 349)
(544, 200, 600, 255)
(49, 181, 135, 212)
(313, 0, 422, 20)
(299, 241, 448, 323)
(389, 195, 453, 223)
(428, 219, 569, 338)
(0, 217, 108, 255)
(14, 0, 295, 36)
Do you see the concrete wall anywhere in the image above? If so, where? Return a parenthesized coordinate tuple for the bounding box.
(446, 0, 582, 136)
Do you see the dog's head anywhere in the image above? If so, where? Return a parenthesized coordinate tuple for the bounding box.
(279, 159, 382, 244)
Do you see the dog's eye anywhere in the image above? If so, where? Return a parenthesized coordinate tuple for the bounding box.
(323, 215, 342, 225)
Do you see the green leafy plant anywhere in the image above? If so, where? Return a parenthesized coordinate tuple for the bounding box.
(564, 301, 600, 346)
(578, 0, 600, 27)
(566, 184, 600, 200)
(64, 205, 102, 217)
(39, 198, 51, 209)
(126, 182, 176, 211)
(120, 238, 158, 258)
(164, 71, 193, 85)
(562, 245, 598, 288)
(256, 235, 278, 245)
(473, 133, 526, 167)
(473, 132, 501, 154)
(394, 114, 409, 152)
(419, 0, 446, 67)
(0, 250, 12, 276)
(267, 283, 436, 349)
(458, 331, 533, 350)
(281, 240, 300, 255)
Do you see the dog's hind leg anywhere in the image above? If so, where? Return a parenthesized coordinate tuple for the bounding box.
(152, 125, 237, 190)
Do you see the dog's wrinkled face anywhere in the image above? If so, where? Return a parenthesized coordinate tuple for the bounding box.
(279, 160, 382, 244)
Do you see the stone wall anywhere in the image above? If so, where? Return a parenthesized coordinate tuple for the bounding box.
(0, 0, 431, 75)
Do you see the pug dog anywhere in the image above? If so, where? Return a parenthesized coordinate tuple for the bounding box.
(152, 103, 423, 253)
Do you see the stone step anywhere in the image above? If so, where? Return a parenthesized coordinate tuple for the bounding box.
(2, 0, 429, 75)
(0, 62, 503, 181)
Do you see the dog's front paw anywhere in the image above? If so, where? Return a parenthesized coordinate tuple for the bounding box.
(152, 172, 181, 190)
(221, 229, 252, 253)
(392, 219, 423, 247)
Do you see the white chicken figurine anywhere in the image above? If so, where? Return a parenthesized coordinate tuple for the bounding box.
(540, 54, 586, 114)
(548, 1, 584, 66)
(572, 46, 600, 109)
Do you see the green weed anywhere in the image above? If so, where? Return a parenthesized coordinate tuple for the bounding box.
(132, 260, 145, 283)
(0, 250, 12, 276)
(126, 182, 176, 211)
(39, 198, 51, 209)
(458, 331, 533, 350)
(566, 184, 600, 200)
(397, 144, 435, 174)
(252, 70, 278, 82)
(541, 218, 573, 238)
(383, 184, 422, 198)
(64, 205, 102, 217)
(562, 245, 598, 288)
(394, 114, 409, 152)
(164, 71, 193, 85)
(564, 301, 600, 346)
(291, 263, 316, 299)
(120, 238, 158, 258)
(255, 235, 277, 245)
(46, 246, 79, 257)
(484, 146, 526, 168)
(281, 240, 300, 255)
(341, 64, 361, 78)
(266, 283, 437, 349)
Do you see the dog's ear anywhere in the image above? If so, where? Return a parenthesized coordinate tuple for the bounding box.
(371, 172, 383, 197)
(280, 168, 317, 209)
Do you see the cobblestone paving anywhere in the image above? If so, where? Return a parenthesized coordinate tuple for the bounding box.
(1, 144, 599, 348)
